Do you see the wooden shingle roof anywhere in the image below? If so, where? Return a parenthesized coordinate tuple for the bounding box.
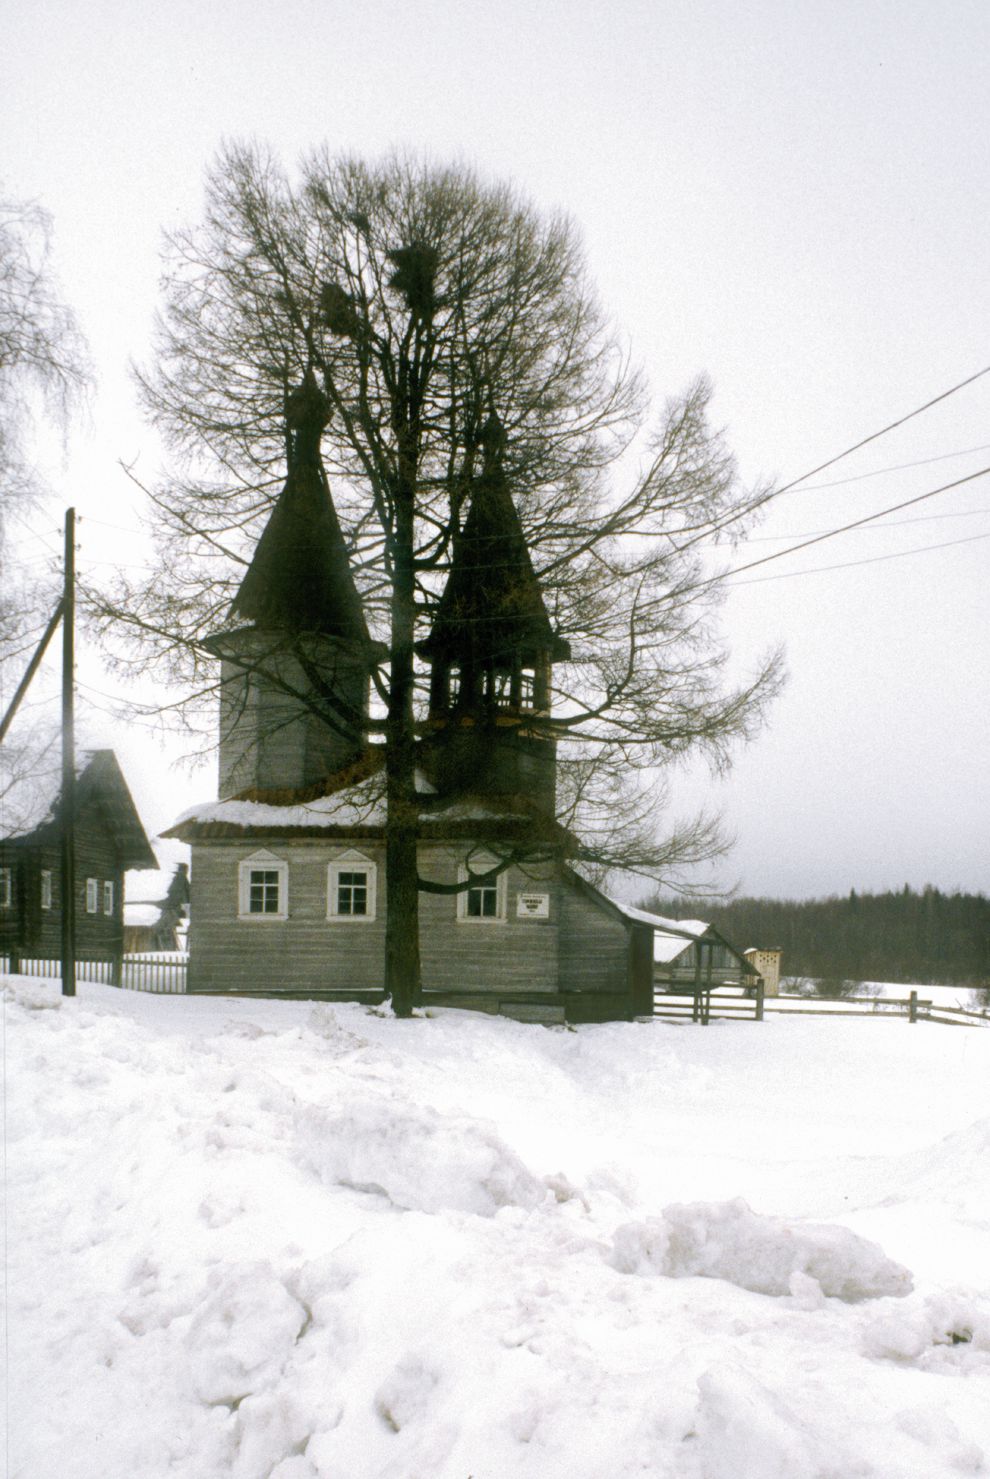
(2, 749, 156, 871)
(229, 379, 370, 643)
(419, 421, 568, 665)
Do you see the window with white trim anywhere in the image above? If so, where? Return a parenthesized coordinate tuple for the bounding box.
(40, 870, 52, 910)
(85, 877, 98, 914)
(328, 851, 377, 921)
(456, 856, 507, 922)
(0, 867, 11, 909)
(103, 880, 115, 915)
(237, 850, 289, 920)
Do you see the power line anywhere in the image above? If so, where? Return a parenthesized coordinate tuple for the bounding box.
(772, 365, 990, 499)
(727, 505, 990, 545)
(783, 441, 990, 495)
(635, 364, 990, 564)
(78, 516, 148, 538)
(720, 464, 990, 585)
(729, 528, 990, 586)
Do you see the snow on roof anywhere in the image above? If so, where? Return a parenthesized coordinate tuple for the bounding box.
(426, 799, 530, 822)
(124, 869, 171, 902)
(653, 931, 698, 964)
(0, 746, 90, 839)
(175, 773, 389, 832)
(124, 902, 162, 928)
(169, 770, 548, 835)
(604, 896, 710, 937)
(3, 750, 155, 868)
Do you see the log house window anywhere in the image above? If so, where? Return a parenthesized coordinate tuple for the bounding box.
(40, 870, 52, 910)
(85, 878, 99, 914)
(328, 853, 376, 921)
(103, 881, 114, 916)
(238, 852, 289, 920)
(457, 857, 507, 922)
(0, 868, 11, 909)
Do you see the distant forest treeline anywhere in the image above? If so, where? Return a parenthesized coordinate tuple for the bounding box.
(640, 885, 990, 986)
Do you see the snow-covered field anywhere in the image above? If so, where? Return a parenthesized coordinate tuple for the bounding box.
(4, 977, 990, 1478)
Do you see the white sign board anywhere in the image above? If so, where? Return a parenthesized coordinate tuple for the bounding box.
(516, 892, 550, 919)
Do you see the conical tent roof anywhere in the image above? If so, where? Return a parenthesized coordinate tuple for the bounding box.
(230, 381, 370, 643)
(421, 431, 567, 665)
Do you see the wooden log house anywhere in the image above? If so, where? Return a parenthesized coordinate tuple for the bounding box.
(0, 749, 156, 971)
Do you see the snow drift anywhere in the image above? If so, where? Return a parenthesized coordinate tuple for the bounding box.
(610, 1196, 913, 1300)
(296, 1093, 551, 1216)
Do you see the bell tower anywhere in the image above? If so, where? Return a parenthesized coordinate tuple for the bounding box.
(419, 416, 569, 815)
(206, 375, 380, 799)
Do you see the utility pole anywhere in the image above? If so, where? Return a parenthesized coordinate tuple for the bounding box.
(60, 507, 76, 998)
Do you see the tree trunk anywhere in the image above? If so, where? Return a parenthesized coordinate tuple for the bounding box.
(383, 484, 421, 1016)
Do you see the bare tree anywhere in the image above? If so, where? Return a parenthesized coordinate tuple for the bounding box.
(0, 192, 90, 791)
(0, 191, 90, 524)
(94, 143, 782, 1014)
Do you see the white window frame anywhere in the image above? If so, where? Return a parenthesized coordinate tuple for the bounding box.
(456, 855, 507, 923)
(40, 870, 53, 910)
(237, 849, 289, 921)
(85, 877, 99, 914)
(0, 867, 11, 909)
(327, 850, 377, 922)
(103, 880, 115, 916)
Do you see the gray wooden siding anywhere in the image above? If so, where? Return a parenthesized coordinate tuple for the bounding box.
(558, 882, 631, 995)
(418, 845, 560, 996)
(218, 643, 367, 797)
(188, 840, 637, 1017)
(189, 839, 565, 997)
(189, 839, 386, 994)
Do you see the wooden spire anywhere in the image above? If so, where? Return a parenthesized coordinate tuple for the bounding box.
(420, 415, 568, 665)
(230, 376, 370, 644)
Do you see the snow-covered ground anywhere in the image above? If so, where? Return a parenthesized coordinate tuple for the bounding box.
(783, 979, 987, 1013)
(4, 977, 990, 1478)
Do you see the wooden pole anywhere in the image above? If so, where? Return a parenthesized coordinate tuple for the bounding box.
(60, 508, 76, 998)
(703, 939, 713, 1026)
(0, 598, 64, 744)
(909, 990, 918, 1024)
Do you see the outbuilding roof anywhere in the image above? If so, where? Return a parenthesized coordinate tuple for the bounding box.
(1, 749, 156, 871)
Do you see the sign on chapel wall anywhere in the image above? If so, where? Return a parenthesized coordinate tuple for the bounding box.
(516, 892, 550, 919)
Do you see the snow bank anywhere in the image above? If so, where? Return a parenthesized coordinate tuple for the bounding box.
(864, 1289, 990, 1367)
(185, 1260, 308, 1405)
(610, 1197, 913, 1300)
(7, 978, 990, 1479)
(296, 1093, 551, 1216)
(696, 1365, 837, 1478)
(695, 1362, 986, 1478)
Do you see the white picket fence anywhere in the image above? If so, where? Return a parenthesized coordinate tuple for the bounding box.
(1, 952, 188, 994)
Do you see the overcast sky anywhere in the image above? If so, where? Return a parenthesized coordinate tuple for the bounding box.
(3, 0, 988, 900)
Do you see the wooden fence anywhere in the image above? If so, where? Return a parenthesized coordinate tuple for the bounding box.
(653, 983, 764, 1024)
(0, 953, 188, 994)
(654, 985, 990, 1028)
